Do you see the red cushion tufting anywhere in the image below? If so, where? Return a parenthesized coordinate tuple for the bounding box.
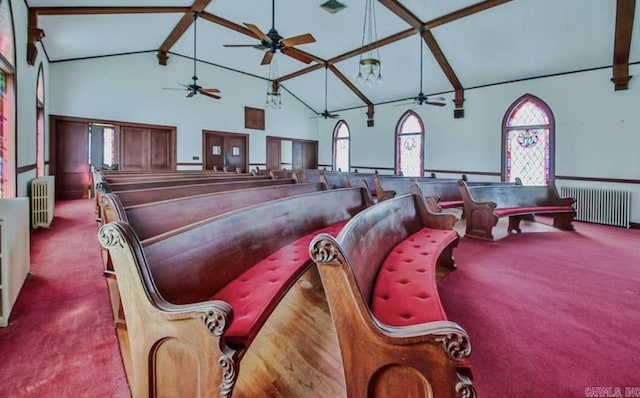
(494, 206, 574, 217)
(212, 221, 347, 348)
(371, 228, 457, 327)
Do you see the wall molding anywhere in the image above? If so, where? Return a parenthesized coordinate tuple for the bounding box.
(16, 164, 37, 174)
(555, 175, 640, 185)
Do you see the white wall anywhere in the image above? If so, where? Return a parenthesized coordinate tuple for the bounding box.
(318, 65, 640, 222)
(12, 0, 50, 197)
(49, 52, 319, 169)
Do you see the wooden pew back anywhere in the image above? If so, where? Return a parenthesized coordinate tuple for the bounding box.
(465, 184, 565, 208)
(142, 187, 372, 303)
(103, 174, 268, 191)
(111, 178, 297, 207)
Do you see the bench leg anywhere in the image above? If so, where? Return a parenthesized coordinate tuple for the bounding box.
(436, 239, 459, 271)
(552, 213, 575, 231)
(507, 216, 525, 234)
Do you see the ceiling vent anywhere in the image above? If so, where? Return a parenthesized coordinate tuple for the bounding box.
(320, 0, 347, 14)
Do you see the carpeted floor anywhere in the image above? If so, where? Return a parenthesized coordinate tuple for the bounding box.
(1, 200, 639, 397)
(0, 199, 129, 397)
(439, 220, 640, 397)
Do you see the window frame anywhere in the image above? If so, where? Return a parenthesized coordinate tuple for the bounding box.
(394, 110, 425, 177)
(501, 94, 555, 185)
(332, 120, 350, 172)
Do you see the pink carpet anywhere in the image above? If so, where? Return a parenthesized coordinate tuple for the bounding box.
(439, 221, 640, 397)
(2, 200, 639, 397)
(0, 199, 129, 397)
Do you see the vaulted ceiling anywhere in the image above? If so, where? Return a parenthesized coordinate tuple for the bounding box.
(26, 0, 639, 119)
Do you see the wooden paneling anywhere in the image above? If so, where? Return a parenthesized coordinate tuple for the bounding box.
(120, 126, 175, 171)
(266, 137, 281, 171)
(244, 107, 265, 130)
(54, 120, 90, 199)
(203, 131, 249, 172)
(149, 129, 172, 170)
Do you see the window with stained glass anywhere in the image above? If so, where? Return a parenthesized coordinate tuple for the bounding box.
(36, 64, 45, 177)
(333, 121, 350, 172)
(503, 95, 553, 186)
(0, 0, 14, 198)
(396, 111, 424, 177)
(0, 71, 6, 196)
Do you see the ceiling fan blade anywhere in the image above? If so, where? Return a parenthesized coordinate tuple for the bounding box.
(224, 44, 265, 49)
(201, 88, 221, 93)
(244, 23, 270, 43)
(425, 101, 446, 107)
(200, 91, 221, 100)
(281, 33, 316, 47)
(186, 91, 196, 98)
(328, 114, 340, 119)
(281, 47, 313, 64)
(163, 87, 187, 91)
(261, 51, 274, 65)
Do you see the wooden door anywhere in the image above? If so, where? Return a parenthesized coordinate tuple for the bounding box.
(203, 131, 248, 172)
(266, 137, 281, 171)
(149, 129, 172, 170)
(120, 126, 146, 170)
(120, 127, 174, 171)
(226, 135, 247, 172)
(54, 120, 90, 199)
(303, 141, 318, 169)
(204, 134, 225, 171)
(292, 141, 304, 170)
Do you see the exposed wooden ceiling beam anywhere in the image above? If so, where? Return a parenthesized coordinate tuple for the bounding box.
(378, 0, 422, 28)
(157, 0, 212, 65)
(277, 64, 324, 83)
(328, 64, 375, 123)
(31, 7, 190, 16)
(27, 9, 45, 65)
(421, 30, 462, 94)
(611, 0, 636, 90)
(423, 0, 513, 30)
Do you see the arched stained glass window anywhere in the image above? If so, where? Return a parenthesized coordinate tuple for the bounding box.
(0, 0, 15, 198)
(502, 94, 554, 186)
(36, 64, 45, 177)
(333, 120, 350, 172)
(395, 111, 424, 177)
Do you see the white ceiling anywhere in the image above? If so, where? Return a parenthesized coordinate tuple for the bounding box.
(28, 0, 640, 114)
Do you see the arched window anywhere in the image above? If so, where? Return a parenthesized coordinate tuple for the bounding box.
(0, 0, 16, 198)
(36, 64, 45, 177)
(502, 94, 554, 186)
(395, 111, 424, 177)
(333, 120, 350, 172)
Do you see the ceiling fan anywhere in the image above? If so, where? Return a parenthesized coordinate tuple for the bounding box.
(400, 29, 446, 107)
(166, 12, 221, 100)
(223, 0, 316, 65)
(312, 66, 340, 119)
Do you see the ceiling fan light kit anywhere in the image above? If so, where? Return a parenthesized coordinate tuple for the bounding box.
(356, 0, 383, 87)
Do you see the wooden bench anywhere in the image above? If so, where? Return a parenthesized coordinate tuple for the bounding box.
(98, 187, 372, 398)
(458, 180, 576, 240)
(308, 186, 475, 398)
(102, 174, 269, 191)
(101, 178, 297, 208)
(99, 182, 329, 328)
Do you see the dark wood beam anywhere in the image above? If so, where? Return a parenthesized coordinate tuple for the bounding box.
(200, 11, 254, 37)
(31, 6, 190, 15)
(329, 28, 415, 65)
(421, 30, 464, 118)
(611, 0, 636, 90)
(277, 63, 324, 83)
(423, 0, 513, 30)
(328, 65, 375, 123)
(27, 9, 45, 65)
(157, 0, 212, 65)
(378, 0, 422, 28)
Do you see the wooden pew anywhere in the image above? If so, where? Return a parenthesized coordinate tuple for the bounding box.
(98, 187, 372, 398)
(100, 182, 329, 330)
(308, 186, 475, 397)
(458, 180, 576, 240)
(102, 178, 298, 208)
(102, 174, 269, 191)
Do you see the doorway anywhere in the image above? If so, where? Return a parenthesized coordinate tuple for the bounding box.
(266, 136, 318, 171)
(202, 130, 249, 172)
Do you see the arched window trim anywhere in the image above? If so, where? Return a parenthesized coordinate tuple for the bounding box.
(501, 93, 555, 184)
(36, 63, 45, 177)
(332, 120, 350, 172)
(394, 110, 425, 177)
(0, 0, 16, 198)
